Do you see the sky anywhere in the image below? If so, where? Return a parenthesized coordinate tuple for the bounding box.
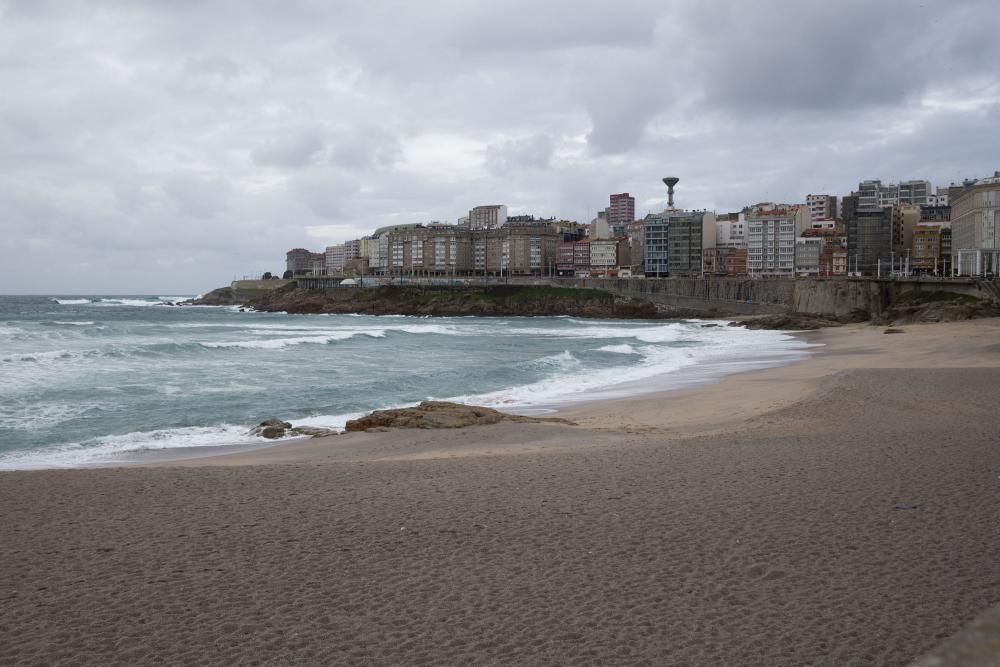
(2, 0, 999, 294)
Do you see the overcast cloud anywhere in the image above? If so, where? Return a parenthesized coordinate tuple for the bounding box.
(1, 0, 999, 293)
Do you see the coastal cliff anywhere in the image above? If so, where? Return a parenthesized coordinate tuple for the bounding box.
(243, 284, 679, 319)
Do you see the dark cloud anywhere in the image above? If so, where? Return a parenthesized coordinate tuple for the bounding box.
(0, 0, 998, 293)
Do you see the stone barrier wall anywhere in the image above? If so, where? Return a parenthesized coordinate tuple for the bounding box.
(550, 276, 995, 318)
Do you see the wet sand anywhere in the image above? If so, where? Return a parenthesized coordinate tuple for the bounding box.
(2, 319, 1000, 665)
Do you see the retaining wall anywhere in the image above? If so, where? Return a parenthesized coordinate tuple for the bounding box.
(551, 277, 995, 318)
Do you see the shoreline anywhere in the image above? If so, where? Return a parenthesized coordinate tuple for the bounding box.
(0, 315, 815, 470)
(131, 323, 818, 468)
(138, 316, 994, 468)
(3, 318, 999, 664)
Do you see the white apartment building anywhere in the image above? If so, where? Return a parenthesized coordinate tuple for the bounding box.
(857, 179, 933, 207)
(715, 213, 747, 249)
(806, 194, 837, 223)
(589, 211, 611, 239)
(367, 232, 390, 271)
(951, 172, 1000, 276)
(325, 244, 347, 274)
(747, 203, 809, 276)
(344, 239, 360, 259)
(794, 237, 824, 277)
(589, 239, 620, 274)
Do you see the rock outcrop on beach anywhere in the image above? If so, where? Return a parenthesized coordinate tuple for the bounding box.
(728, 313, 842, 330)
(246, 284, 665, 319)
(874, 296, 1000, 325)
(344, 401, 575, 432)
(250, 419, 339, 439)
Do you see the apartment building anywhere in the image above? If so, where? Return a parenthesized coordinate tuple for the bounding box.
(846, 207, 893, 276)
(950, 172, 1000, 275)
(556, 241, 576, 276)
(286, 248, 326, 277)
(589, 239, 621, 276)
(624, 222, 645, 274)
(715, 212, 747, 249)
(500, 223, 558, 275)
(468, 205, 507, 230)
(806, 194, 838, 224)
(794, 237, 824, 277)
(857, 179, 933, 208)
(573, 240, 591, 277)
(643, 212, 670, 276)
(668, 211, 716, 276)
(912, 225, 951, 275)
(365, 223, 474, 275)
(608, 193, 635, 236)
(324, 244, 347, 274)
(746, 204, 809, 276)
(590, 210, 611, 240)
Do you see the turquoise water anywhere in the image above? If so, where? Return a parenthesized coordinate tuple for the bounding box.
(0, 295, 815, 468)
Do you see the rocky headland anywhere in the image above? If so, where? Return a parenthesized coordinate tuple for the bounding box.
(191, 281, 1000, 329)
(238, 283, 687, 319)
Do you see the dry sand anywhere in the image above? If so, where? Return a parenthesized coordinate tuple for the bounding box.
(2, 319, 1000, 665)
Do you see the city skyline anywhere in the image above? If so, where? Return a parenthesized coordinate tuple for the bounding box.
(2, 1, 999, 293)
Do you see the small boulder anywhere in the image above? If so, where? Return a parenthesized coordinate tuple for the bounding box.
(250, 418, 292, 439)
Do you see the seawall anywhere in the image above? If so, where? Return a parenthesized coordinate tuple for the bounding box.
(293, 275, 999, 319)
(550, 277, 996, 318)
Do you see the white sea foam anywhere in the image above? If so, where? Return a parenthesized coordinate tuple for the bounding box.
(446, 328, 815, 410)
(96, 298, 167, 307)
(446, 344, 695, 409)
(194, 323, 465, 349)
(0, 423, 275, 470)
(288, 410, 373, 431)
(529, 350, 580, 370)
(200, 332, 368, 349)
(597, 344, 640, 354)
(499, 323, 688, 342)
(0, 401, 97, 431)
(0, 409, 383, 470)
(51, 321, 96, 326)
(52, 298, 92, 305)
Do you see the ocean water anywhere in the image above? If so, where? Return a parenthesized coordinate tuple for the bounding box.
(0, 295, 816, 469)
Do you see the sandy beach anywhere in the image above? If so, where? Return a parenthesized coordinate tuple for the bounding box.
(2, 318, 1000, 665)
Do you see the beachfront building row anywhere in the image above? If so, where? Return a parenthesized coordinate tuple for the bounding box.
(284, 170, 998, 280)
